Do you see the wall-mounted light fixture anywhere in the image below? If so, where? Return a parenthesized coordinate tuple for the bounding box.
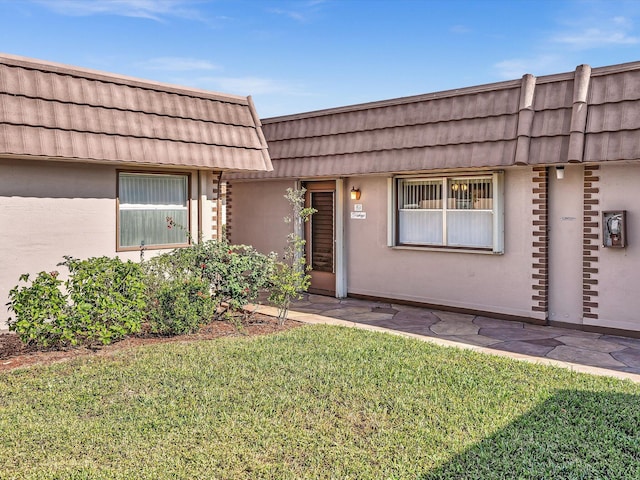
(556, 166, 565, 180)
(350, 187, 361, 200)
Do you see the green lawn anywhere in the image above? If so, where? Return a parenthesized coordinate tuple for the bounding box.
(1, 325, 639, 479)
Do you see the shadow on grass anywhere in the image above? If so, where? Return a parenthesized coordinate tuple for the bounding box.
(421, 389, 640, 479)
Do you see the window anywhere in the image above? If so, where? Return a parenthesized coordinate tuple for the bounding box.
(118, 172, 190, 249)
(393, 173, 503, 252)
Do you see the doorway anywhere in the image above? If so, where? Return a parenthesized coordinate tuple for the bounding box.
(304, 181, 336, 295)
(548, 165, 583, 325)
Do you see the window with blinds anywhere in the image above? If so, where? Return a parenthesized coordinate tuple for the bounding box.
(396, 174, 500, 250)
(118, 172, 190, 249)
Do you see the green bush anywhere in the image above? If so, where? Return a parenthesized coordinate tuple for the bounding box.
(6, 271, 70, 347)
(143, 247, 204, 335)
(146, 278, 218, 335)
(142, 239, 275, 335)
(7, 256, 146, 348)
(198, 241, 275, 315)
(62, 256, 147, 344)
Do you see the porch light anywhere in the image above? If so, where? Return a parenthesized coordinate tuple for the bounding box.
(556, 166, 565, 179)
(350, 187, 361, 200)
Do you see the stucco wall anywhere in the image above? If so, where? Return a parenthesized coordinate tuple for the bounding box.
(230, 170, 535, 319)
(344, 169, 534, 318)
(0, 158, 204, 329)
(592, 163, 640, 332)
(228, 180, 296, 256)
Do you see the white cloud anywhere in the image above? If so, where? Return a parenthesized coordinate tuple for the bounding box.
(494, 55, 565, 79)
(613, 15, 632, 27)
(554, 28, 639, 48)
(267, 0, 328, 23)
(553, 15, 639, 49)
(32, 0, 203, 21)
(494, 4, 640, 80)
(138, 57, 220, 71)
(185, 76, 293, 96)
(170, 75, 317, 100)
(269, 8, 306, 22)
(450, 25, 471, 34)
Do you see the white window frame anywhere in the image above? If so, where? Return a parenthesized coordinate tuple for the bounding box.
(388, 171, 504, 254)
(117, 171, 191, 251)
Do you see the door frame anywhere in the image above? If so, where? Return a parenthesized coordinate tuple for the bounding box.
(299, 179, 346, 298)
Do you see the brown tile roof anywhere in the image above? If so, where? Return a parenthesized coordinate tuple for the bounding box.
(230, 61, 640, 179)
(0, 53, 272, 171)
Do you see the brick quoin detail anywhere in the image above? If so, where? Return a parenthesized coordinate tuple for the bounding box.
(583, 166, 600, 320)
(210, 174, 220, 241)
(531, 167, 549, 316)
(225, 182, 232, 242)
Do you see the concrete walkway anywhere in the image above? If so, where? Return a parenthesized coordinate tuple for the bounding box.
(252, 294, 640, 383)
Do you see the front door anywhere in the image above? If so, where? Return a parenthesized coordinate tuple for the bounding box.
(548, 165, 583, 324)
(304, 181, 336, 296)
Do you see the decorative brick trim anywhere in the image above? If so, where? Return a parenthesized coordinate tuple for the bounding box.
(207, 174, 220, 241)
(583, 165, 600, 320)
(531, 166, 548, 317)
(224, 182, 232, 242)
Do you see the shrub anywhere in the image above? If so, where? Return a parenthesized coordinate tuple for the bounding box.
(198, 241, 275, 316)
(7, 256, 146, 348)
(62, 256, 147, 344)
(6, 271, 70, 348)
(146, 278, 218, 335)
(142, 239, 275, 335)
(143, 247, 207, 335)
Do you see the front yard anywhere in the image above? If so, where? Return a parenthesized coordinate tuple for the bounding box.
(1, 325, 639, 479)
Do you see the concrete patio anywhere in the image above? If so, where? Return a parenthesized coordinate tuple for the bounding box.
(254, 294, 640, 383)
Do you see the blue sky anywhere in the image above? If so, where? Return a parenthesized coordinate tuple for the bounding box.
(1, 0, 639, 117)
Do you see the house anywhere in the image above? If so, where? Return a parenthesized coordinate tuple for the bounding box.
(0, 53, 271, 328)
(227, 61, 640, 337)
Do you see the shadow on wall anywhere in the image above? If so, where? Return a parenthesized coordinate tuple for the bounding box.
(0, 158, 117, 199)
(421, 389, 640, 479)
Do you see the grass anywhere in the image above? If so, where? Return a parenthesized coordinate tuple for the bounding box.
(1, 324, 639, 479)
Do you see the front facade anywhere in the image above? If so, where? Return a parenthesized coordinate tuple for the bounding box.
(228, 61, 640, 336)
(0, 54, 271, 328)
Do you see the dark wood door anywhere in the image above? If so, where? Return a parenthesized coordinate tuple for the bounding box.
(304, 181, 336, 296)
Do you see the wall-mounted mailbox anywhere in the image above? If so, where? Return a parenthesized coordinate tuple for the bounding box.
(603, 210, 627, 248)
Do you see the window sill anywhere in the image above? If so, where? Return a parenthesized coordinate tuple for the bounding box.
(390, 245, 503, 255)
(117, 242, 190, 253)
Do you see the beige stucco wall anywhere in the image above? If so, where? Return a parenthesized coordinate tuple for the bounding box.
(227, 164, 640, 334)
(228, 180, 296, 256)
(590, 163, 640, 332)
(0, 158, 209, 329)
(230, 170, 534, 319)
(344, 169, 534, 318)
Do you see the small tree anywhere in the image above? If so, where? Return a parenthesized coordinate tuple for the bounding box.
(268, 187, 316, 324)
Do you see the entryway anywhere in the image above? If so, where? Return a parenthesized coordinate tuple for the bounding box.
(304, 181, 336, 295)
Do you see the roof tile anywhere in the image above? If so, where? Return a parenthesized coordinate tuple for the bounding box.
(0, 54, 271, 171)
(231, 61, 640, 180)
